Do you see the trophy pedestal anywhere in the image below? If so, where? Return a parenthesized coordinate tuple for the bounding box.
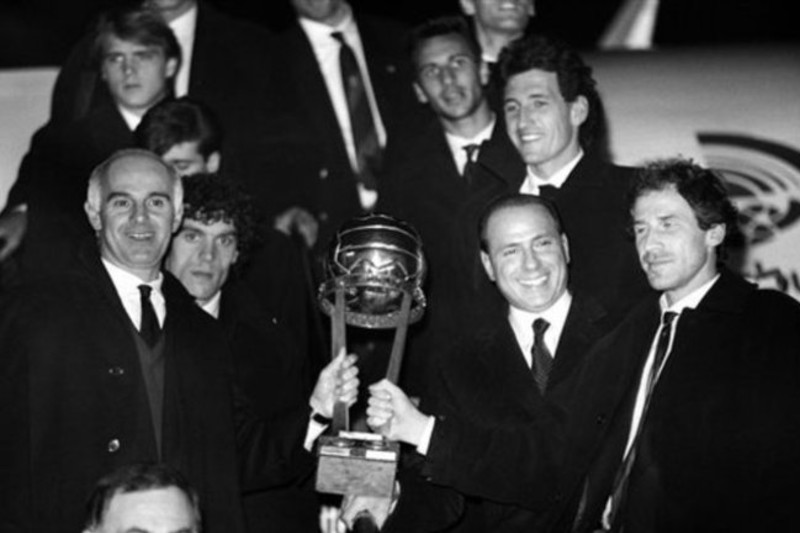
(316, 431, 399, 498)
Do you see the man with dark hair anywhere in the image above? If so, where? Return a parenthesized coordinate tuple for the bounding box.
(83, 463, 201, 533)
(465, 33, 652, 327)
(379, 15, 525, 398)
(0, 4, 180, 281)
(135, 96, 222, 177)
(0, 149, 360, 533)
(164, 173, 319, 532)
(552, 158, 800, 532)
(49, 0, 273, 190)
(459, 0, 537, 108)
(361, 193, 614, 532)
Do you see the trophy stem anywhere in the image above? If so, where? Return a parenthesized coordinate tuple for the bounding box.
(331, 285, 349, 433)
(384, 291, 412, 384)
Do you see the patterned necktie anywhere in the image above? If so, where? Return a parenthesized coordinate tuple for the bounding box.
(604, 311, 678, 529)
(138, 284, 161, 348)
(332, 31, 381, 191)
(462, 143, 480, 185)
(531, 318, 553, 394)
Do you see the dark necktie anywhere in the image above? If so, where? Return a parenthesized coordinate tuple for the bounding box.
(605, 311, 678, 529)
(138, 284, 161, 348)
(538, 184, 558, 200)
(332, 31, 381, 191)
(462, 143, 481, 185)
(531, 318, 553, 394)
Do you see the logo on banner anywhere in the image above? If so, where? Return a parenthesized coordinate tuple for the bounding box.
(698, 133, 800, 300)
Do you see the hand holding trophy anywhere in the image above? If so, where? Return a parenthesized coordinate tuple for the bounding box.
(315, 213, 426, 530)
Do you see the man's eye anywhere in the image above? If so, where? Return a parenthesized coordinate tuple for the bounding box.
(419, 66, 440, 80)
(110, 198, 130, 208)
(219, 235, 237, 247)
(148, 197, 168, 209)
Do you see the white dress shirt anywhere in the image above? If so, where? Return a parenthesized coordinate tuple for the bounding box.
(519, 150, 583, 195)
(508, 290, 573, 368)
(298, 5, 386, 210)
(102, 258, 166, 330)
(168, 4, 198, 98)
(602, 274, 720, 527)
(444, 118, 496, 176)
(417, 291, 573, 455)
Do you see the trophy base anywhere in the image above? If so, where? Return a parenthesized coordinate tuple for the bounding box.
(316, 431, 399, 498)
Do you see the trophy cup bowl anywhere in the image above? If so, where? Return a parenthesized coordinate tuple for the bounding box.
(318, 213, 426, 329)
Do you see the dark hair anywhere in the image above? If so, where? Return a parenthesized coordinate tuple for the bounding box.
(136, 97, 223, 158)
(497, 33, 600, 149)
(628, 157, 742, 258)
(408, 16, 482, 71)
(92, 5, 181, 71)
(478, 193, 564, 252)
(180, 173, 262, 265)
(84, 462, 200, 531)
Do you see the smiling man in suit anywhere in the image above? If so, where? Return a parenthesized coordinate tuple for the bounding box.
(0, 149, 359, 533)
(554, 159, 800, 533)
(363, 193, 613, 531)
(378, 16, 525, 399)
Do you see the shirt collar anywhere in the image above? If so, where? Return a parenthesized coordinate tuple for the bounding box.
(200, 290, 222, 319)
(117, 106, 143, 131)
(509, 289, 572, 330)
(659, 273, 721, 314)
(444, 116, 496, 153)
(298, 3, 355, 46)
(102, 257, 164, 296)
(168, 2, 197, 40)
(526, 149, 584, 190)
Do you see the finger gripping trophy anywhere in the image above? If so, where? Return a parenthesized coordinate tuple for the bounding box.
(316, 213, 426, 504)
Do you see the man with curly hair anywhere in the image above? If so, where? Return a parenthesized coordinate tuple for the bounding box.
(164, 173, 321, 532)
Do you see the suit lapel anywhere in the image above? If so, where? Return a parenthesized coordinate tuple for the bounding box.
(548, 295, 607, 391)
(286, 25, 352, 173)
(476, 316, 544, 416)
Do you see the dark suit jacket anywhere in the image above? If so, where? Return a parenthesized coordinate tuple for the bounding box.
(387, 294, 612, 532)
(258, 14, 424, 259)
(0, 245, 313, 533)
(378, 118, 525, 398)
(48, 2, 274, 188)
(220, 277, 319, 533)
(463, 150, 653, 329)
(8, 99, 134, 283)
(555, 270, 800, 532)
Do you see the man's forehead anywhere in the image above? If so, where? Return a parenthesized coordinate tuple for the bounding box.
(488, 204, 558, 239)
(419, 34, 473, 61)
(105, 156, 174, 190)
(103, 35, 163, 53)
(182, 216, 237, 234)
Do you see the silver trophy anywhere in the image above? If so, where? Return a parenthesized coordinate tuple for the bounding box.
(316, 213, 426, 500)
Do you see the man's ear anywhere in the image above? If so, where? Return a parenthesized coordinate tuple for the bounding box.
(165, 56, 179, 80)
(479, 60, 490, 87)
(570, 95, 589, 128)
(172, 203, 184, 233)
(206, 151, 221, 173)
(561, 234, 570, 264)
(85, 201, 102, 232)
(413, 82, 428, 104)
(480, 250, 496, 282)
(706, 223, 726, 248)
